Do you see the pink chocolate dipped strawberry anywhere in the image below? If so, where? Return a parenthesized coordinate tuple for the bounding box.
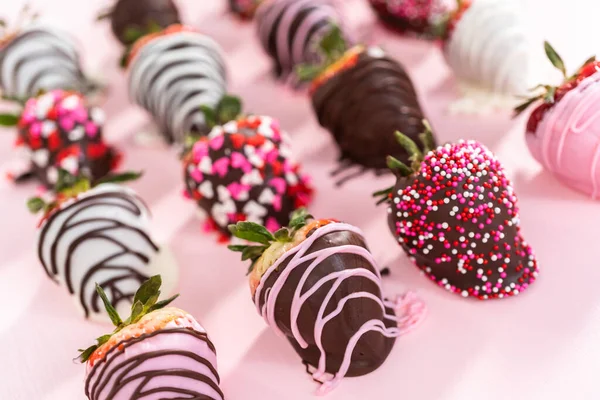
(79, 275, 224, 400)
(3, 89, 120, 188)
(183, 96, 313, 240)
(375, 123, 539, 299)
(515, 42, 600, 198)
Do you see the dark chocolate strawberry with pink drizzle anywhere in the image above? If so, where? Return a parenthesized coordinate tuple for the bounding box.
(228, 209, 425, 394)
(183, 96, 313, 241)
(375, 123, 539, 299)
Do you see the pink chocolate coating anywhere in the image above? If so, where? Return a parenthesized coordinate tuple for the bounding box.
(527, 71, 600, 199)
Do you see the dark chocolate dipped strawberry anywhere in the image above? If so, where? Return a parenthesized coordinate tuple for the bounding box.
(98, 0, 180, 46)
(297, 26, 435, 183)
(183, 96, 313, 240)
(375, 124, 539, 299)
(79, 276, 224, 400)
(228, 209, 425, 394)
(97, 0, 180, 68)
(0, 89, 120, 188)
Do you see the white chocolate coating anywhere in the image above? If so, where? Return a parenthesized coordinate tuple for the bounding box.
(0, 25, 89, 99)
(128, 31, 227, 145)
(36, 184, 177, 322)
(444, 0, 534, 96)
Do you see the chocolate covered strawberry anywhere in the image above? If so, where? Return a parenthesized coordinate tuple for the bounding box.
(228, 209, 425, 394)
(1, 90, 119, 188)
(369, 0, 453, 38)
(375, 124, 539, 299)
(436, 0, 536, 100)
(183, 96, 313, 240)
(298, 25, 435, 183)
(79, 275, 224, 400)
(515, 42, 600, 198)
(98, 0, 180, 46)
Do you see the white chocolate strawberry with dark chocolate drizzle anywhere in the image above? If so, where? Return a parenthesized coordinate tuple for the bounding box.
(376, 124, 539, 299)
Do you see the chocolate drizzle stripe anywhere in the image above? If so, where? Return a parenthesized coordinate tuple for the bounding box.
(256, 0, 344, 77)
(253, 222, 404, 391)
(128, 32, 226, 143)
(0, 27, 89, 98)
(85, 328, 223, 400)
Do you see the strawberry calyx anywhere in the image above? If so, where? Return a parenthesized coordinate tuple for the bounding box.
(373, 120, 436, 205)
(228, 209, 337, 295)
(27, 169, 143, 221)
(514, 41, 598, 133)
(77, 275, 180, 363)
(0, 4, 40, 50)
(227, 208, 314, 273)
(295, 24, 354, 92)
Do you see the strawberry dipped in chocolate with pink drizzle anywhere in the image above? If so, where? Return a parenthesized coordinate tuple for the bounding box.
(183, 96, 313, 240)
(79, 276, 224, 400)
(228, 209, 426, 394)
(375, 123, 539, 299)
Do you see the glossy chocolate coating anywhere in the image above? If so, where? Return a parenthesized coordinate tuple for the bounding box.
(255, 228, 396, 377)
(110, 0, 181, 45)
(311, 47, 434, 170)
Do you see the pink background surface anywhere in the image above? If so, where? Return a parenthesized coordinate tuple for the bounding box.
(1, 0, 600, 399)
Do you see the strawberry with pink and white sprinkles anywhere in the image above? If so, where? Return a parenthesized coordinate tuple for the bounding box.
(183, 114, 313, 239)
(376, 127, 539, 299)
(15, 89, 119, 188)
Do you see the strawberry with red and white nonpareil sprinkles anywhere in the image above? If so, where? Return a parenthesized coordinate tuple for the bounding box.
(376, 124, 539, 299)
(14, 89, 119, 188)
(183, 111, 313, 239)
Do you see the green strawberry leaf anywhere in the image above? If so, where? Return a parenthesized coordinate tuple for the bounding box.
(419, 120, 436, 154)
(96, 8, 113, 21)
(386, 156, 413, 177)
(319, 24, 347, 61)
(394, 131, 423, 164)
(241, 245, 268, 262)
(295, 64, 325, 82)
(216, 95, 242, 124)
(133, 275, 161, 306)
(0, 113, 19, 127)
(228, 244, 249, 252)
(544, 41, 567, 78)
(96, 171, 143, 185)
(200, 105, 218, 129)
(123, 26, 145, 44)
(78, 345, 98, 363)
(78, 276, 180, 363)
(543, 87, 556, 104)
(26, 197, 46, 214)
(148, 293, 180, 313)
(228, 222, 275, 245)
(274, 227, 291, 242)
(95, 283, 123, 327)
(128, 301, 144, 324)
(513, 96, 541, 116)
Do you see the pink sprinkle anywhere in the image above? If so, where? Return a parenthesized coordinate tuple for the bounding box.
(212, 157, 230, 177)
(85, 122, 98, 137)
(231, 152, 252, 173)
(227, 182, 250, 200)
(29, 122, 42, 138)
(272, 194, 282, 211)
(60, 118, 75, 131)
(190, 169, 203, 183)
(209, 134, 224, 150)
(192, 141, 209, 160)
(269, 177, 286, 194)
(265, 217, 280, 232)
